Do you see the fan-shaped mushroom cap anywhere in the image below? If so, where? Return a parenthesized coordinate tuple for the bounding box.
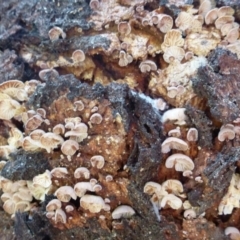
(7, 127, 23, 148)
(90, 155, 105, 169)
(51, 167, 68, 178)
(64, 123, 88, 142)
(118, 50, 133, 67)
(162, 179, 185, 197)
(218, 6, 235, 18)
(3, 199, 16, 214)
(205, 8, 218, 25)
(48, 26, 66, 41)
(118, 21, 131, 35)
(184, 209, 197, 219)
(74, 167, 90, 179)
(65, 205, 74, 212)
(215, 16, 234, 29)
(187, 128, 198, 141)
(165, 153, 194, 171)
(61, 139, 79, 156)
(218, 124, 235, 141)
(198, 0, 212, 17)
(168, 128, 181, 138)
(13, 187, 32, 202)
(90, 113, 103, 124)
(161, 138, 188, 153)
(139, 60, 157, 73)
(226, 27, 239, 43)
(175, 12, 193, 32)
(167, 86, 178, 98)
(46, 199, 62, 212)
(33, 170, 52, 188)
(162, 108, 188, 125)
(25, 115, 43, 131)
(40, 132, 64, 153)
(74, 100, 84, 111)
(54, 186, 77, 202)
(161, 29, 184, 52)
(163, 46, 185, 63)
(112, 205, 135, 219)
(89, 0, 99, 10)
(157, 14, 173, 33)
(80, 194, 105, 213)
(1, 192, 13, 202)
(36, 108, 46, 119)
(27, 181, 47, 201)
(29, 129, 45, 141)
(160, 194, 182, 209)
(185, 51, 194, 60)
(54, 208, 67, 224)
(72, 50, 85, 63)
(0, 99, 22, 120)
(53, 124, 65, 135)
(224, 227, 240, 240)
(143, 181, 162, 195)
(22, 136, 42, 152)
(74, 182, 93, 197)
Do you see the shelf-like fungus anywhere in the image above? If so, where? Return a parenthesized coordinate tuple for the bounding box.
(112, 205, 135, 219)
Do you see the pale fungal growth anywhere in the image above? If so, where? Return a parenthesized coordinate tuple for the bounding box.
(105, 175, 113, 182)
(74, 182, 93, 197)
(90, 178, 98, 186)
(74, 100, 84, 111)
(112, 205, 135, 219)
(168, 127, 181, 138)
(163, 46, 185, 63)
(50, 167, 68, 178)
(224, 227, 240, 240)
(218, 124, 235, 141)
(225, 27, 239, 43)
(53, 124, 65, 135)
(22, 136, 42, 152)
(161, 108, 188, 125)
(89, 113, 103, 124)
(187, 128, 198, 141)
(184, 209, 197, 219)
(80, 194, 105, 213)
(143, 181, 162, 195)
(65, 205, 74, 213)
(89, 0, 99, 10)
(157, 14, 173, 33)
(118, 21, 131, 36)
(139, 60, 157, 73)
(183, 170, 193, 178)
(72, 50, 85, 63)
(46, 199, 62, 212)
(93, 184, 102, 192)
(40, 132, 64, 153)
(65, 122, 88, 142)
(184, 51, 194, 61)
(195, 176, 203, 183)
(33, 170, 52, 188)
(161, 180, 185, 198)
(36, 108, 46, 118)
(161, 138, 188, 153)
(48, 26, 66, 41)
(198, 0, 212, 17)
(54, 186, 77, 202)
(118, 50, 133, 67)
(61, 139, 79, 156)
(90, 155, 105, 169)
(0, 98, 22, 120)
(215, 16, 235, 30)
(55, 208, 67, 224)
(74, 167, 90, 179)
(38, 69, 59, 81)
(25, 115, 43, 131)
(205, 8, 218, 25)
(167, 86, 178, 98)
(7, 127, 23, 148)
(218, 6, 235, 18)
(160, 194, 182, 209)
(165, 153, 194, 171)
(3, 199, 16, 215)
(161, 29, 184, 52)
(153, 98, 167, 111)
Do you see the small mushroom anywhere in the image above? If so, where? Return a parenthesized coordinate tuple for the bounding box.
(225, 27, 239, 43)
(25, 115, 43, 131)
(198, 0, 212, 17)
(80, 194, 105, 213)
(90, 113, 103, 124)
(48, 27, 66, 41)
(74, 182, 93, 197)
(165, 153, 194, 171)
(112, 205, 135, 219)
(74, 167, 90, 179)
(89, 0, 99, 10)
(54, 186, 77, 202)
(40, 132, 64, 153)
(224, 227, 240, 240)
(215, 16, 234, 29)
(139, 60, 157, 73)
(72, 50, 85, 63)
(53, 124, 65, 135)
(157, 14, 173, 33)
(184, 209, 197, 219)
(217, 6, 235, 18)
(118, 21, 131, 36)
(218, 124, 235, 141)
(54, 208, 67, 224)
(61, 139, 79, 156)
(46, 199, 62, 212)
(50, 167, 68, 178)
(160, 194, 182, 209)
(187, 128, 198, 141)
(33, 170, 52, 188)
(161, 138, 188, 153)
(90, 155, 105, 169)
(162, 179, 185, 197)
(118, 50, 133, 67)
(205, 8, 218, 25)
(163, 46, 185, 63)
(74, 100, 84, 111)
(143, 181, 162, 195)
(161, 108, 188, 125)
(65, 205, 74, 213)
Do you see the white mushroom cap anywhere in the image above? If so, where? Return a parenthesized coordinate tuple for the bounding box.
(80, 194, 105, 213)
(33, 170, 52, 188)
(217, 6, 235, 18)
(50, 167, 68, 178)
(3, 199, 15, 215)
(143, 181, 162, 195)
(65, 205, 74, 212)
(160, 194, 182, 209)
(161, 179, 185, 197)
(118, 21, 131, 35)
(161, 108, 188, 125)
(54, 208, 67, 224)
(46, 199, 62, 212)
(112, 205, 135, 219)
(48, 26, 66, 41)
(157, 14, 173, 33)
(184, 209, 197, 219)
(168, 127, 181, 138)
(61, 139, 79, 156)
(74, 182, 93, 197)
(54, 186, 77, 202)
(53, 124, 65, 135)
(40, 132, 64, 153)
(139, 60, 157, 73)
(163, 46, 185, 63)
(74, 167, 90, 179)
(205, 8, 218, 25)
(72, 49, 85, 63)
(90, 113, 103, 124)
(187, 128, 198, 141)
(218, 124, 235, 141)
(198, 0, 212, 17)
(224, 227, 240, 240)
(165, 153, 194, 171)
(161, 138, 188, 153)
(90, 155, 105, 169)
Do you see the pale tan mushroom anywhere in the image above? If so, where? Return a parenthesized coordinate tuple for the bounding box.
(205, 8, 218, 25)
(54, 208, 67, 224)
(168, 127, 181, 138)
(118, 21, 131, 36)
(161, 29, 184, 52)
(3, 199, 16, 214)
(198, 0, 212, 17)
(72, 50, 85, 63)
(112, 205, 135, 219)
(162, 179, 185, 197)
(25, 115, 43, 131)
(161, 138, 188, 153)
(61, 139, 79, 156)
(33, 170, 52, 188)
(143, 181, 162, 195)
(50, 167, 68, 178)
(175, 12, 193, 32)
(53, 124, 65, 135)
(187, 128, 198, 141)
(90, 113, 103, 124)
(215, 16, 234, 29)
(74, 100, 84, 111)
(89, 0, 99, 10)
(225, 27, 239, 43)
(80, 194, 105, 213)
(217, 6, 235, 18)
(224, 227, 240, 240)
(65, 205, 74, 212)
(38, 69, 59, 81)
(0, 99, 22, 120)
(40, 132, 64, 153)
(160, 194, 182, 209)
(139, 60, 157, 73)
(118, 50, 133, 67)
(54, 186, 77, 202)
(184, 209, 197, 219)
(46, 199, 62, 212)
(64, 122, 88, 142)
(163, 46, 185, 63)
(218, 124, 235, 141)
(48, 27, 66, 41)
(157, 14, 173, 33)
(74, 167, 90, 179)
(165, 153, 194, 171)
(161, 108, 188, 125)
(74, 182, 93, 197)
(90, 155, 105, 169)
